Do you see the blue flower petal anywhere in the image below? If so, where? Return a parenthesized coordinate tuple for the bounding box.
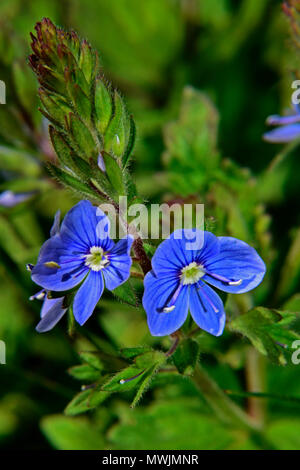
(36, 297, 67, 333)
(203, 236, 266, 294)
(59, 200, 113, 251)
(143, 270, 189, 336)
(189, 282, 225, 336)
(263, 123, 300, 143)
(31, 235, 88, 291)
(50, 210, 61, 236)
(73, 271, 104, 325)
(152, 229, 219, 276)
(102, 236, 133, 290)
(59, 200, 98, 250)
(266, 113, 300, 126)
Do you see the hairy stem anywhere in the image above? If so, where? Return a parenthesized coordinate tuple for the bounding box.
(132, 236, 152, 275)
(165, 331, 181, 357)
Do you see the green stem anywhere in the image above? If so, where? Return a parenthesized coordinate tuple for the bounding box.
(266, 138, 300, 173)
(245, 348, 266, 426)
(192, 363, 262, 433)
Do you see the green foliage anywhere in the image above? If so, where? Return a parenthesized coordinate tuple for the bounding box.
(108, 399, 234, 450)
(230, 307, 300, 365)
(163, 86, 220, 195)
(266, 419, 300, 450)
(41, 415, 105, 450)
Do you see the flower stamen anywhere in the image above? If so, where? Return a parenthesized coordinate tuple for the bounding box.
(203, 269, 242, 286)
(180, 261, 205, 285)
(85, 246, 110, 272)
(162, 283, 183, 313)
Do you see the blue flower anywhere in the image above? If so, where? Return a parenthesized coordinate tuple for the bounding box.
(0, 190, 35, 207)
(263, 104, 300, 143)
(31, 200, 133, 327)
(143, 230, 266, 337)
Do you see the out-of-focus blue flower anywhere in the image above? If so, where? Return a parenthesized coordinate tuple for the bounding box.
(31, 200, 133, 327)
(0, 190, 35, 207)
(143, 230, 266, 337)
(263, 104, 300, 143)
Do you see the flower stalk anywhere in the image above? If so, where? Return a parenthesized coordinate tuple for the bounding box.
(192, 362, 262, 433)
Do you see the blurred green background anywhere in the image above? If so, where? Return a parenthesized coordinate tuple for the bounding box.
(0, 0, 300, 450)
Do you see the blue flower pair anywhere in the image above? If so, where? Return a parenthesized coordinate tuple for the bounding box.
(30, 201, 266, 337)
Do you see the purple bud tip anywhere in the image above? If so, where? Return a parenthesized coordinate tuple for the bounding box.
(97, 152, 106, 172)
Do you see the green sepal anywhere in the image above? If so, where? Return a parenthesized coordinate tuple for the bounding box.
(102, 152, 126, 196)
(94, 78, 112, 135)
(68, 113, 97, 160)
(39, 88, 71, 128)
(47, 164, 102, 201)
(79, 40, 98, 84)
(172, 338, 200, 375)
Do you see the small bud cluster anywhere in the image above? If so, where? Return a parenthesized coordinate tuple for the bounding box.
(29, 18, 136, 204)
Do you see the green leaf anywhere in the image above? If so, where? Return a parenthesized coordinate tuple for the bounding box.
(102, 365, 147, 393)
(68, 364, 101, 382)
(47, 164, 100, 201)
(163, 86, 220, 195)
(12, 60, 39, 117)
(111, 281, 138, 306)
(104, 91, 128, 158)
(67, 82, 91, 123)
(39, 88, 71, 128)
(103, 350, 166, 395)
(64, 389, 94, 416)
(230, 307, 300, 365)
(0, 145, 40, 177)
(79, 40, 97, 84)
(173, 338, 200, 375)
(122, 115, 136, 167)
(135, 350, 166, 369)
(131, 364, 157, 408)
(108, 399, 233, 450)
(68, 113, 97, 160)
(41, 415, 104, 449)
(266, 419, 300, 450)
(49, 126, 78, 173)
(94, 78, 112, 135)
(121, 346, 153, 360)
(79, 351, 104, 371)
(283, 293, 300, 313)
(102, 152, 126, 195)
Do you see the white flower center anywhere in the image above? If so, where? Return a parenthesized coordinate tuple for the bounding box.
(85, 246, 110, 272)
(180, 261, 205, 285)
